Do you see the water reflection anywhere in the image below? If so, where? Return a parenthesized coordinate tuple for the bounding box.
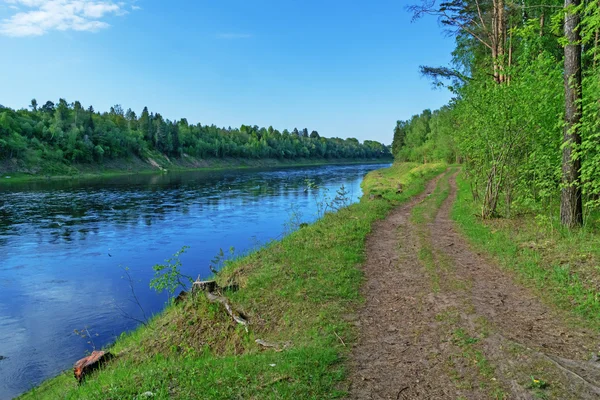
(0, 163, 389, 399)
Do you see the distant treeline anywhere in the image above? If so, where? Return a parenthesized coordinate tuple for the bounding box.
(0, 99, 391, 167)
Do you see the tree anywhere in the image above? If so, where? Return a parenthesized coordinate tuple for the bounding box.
(125, 108, 137, 130)
(139, 106, 152, 143)
(110, 104, 124, 117)
(0, 99, 392, 169)
(30, 99, 38, 112)
(410, 0, 510, 84)
(561, 0, 583, 227)
(41, 101, 55, 114)
(73, 101, 83, 125)
(302, 128, 309, 137)
(310, 130, 320, 139)
(84, 112, 95, 135)
(392, 120, 407, 156)
(54, 98, 69, 130)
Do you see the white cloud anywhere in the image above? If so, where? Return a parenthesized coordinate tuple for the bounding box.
(216, 33, 252, 39)
(0, 0, 136, 37)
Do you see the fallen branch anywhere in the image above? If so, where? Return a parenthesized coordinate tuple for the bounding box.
(541, 353, 600, 395)
(498, 333, 600, 395)
(258, 375, 292, 389)
(334, 331, 346, 347)
(206, 292, 249, 332)
(396, 386, 409, 399)
(255, 339, 291, 352)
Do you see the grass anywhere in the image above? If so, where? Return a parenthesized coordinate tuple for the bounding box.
(19, 162, 446, 400)
(451, 171, 600, 330)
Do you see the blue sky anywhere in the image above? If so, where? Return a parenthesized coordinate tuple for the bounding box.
(0, 0, 455, 144)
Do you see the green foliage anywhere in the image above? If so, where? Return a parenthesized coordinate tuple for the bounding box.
(528, 376, 549, 390)
(399, 1, 600, 220)
(392, 107, 457, 164)
(150, 246, 194, 297)
(209, 246, 236, 274)
(0, 101, 391, 175)
(452, 47, 563, 217)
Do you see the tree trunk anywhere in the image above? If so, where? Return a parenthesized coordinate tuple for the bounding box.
(498, 0, 506, 83)
(491, 0, 500, 83)
(507, 23, 513, 84)
(490, 0, 507, 83)
(561, 0, 583, 228)
(595, 2, 599, 69)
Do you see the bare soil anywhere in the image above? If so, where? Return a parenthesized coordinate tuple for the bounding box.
(347, 170, 600, 399)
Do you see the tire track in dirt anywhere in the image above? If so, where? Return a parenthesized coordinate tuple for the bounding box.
(348, 170, 600, 399)
(348, 171, 457, 400)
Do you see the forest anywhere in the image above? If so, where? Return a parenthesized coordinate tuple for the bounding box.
(393, 0, 600, 227)
(0, 100, 390, 172)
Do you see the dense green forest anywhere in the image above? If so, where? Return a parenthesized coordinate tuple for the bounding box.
(0, 100, 390, 173)
(393, 0, 600, 227)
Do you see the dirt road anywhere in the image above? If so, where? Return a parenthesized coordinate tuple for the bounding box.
(347, 169, 600, 399)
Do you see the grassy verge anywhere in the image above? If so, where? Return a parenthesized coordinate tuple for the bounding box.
(452, 171, 600, 329)
(0, 155, 392, 184)
(19, 162, 446, 400)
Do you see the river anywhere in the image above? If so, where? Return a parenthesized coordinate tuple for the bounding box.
(0, 162, 389, 399)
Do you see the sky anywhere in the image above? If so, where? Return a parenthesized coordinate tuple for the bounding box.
(0, 0, 455, 144)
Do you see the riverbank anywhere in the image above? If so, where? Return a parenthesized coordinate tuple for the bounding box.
(0, 154, 392, 184)
(17, 162, 446, 399)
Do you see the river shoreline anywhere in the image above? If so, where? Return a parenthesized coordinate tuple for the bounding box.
(2, 162, 393, 399)
(0, 156, 392, 184)
(15, 162, 446, 400)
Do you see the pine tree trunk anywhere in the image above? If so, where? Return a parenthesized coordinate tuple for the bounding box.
(561, 0, 583, 228)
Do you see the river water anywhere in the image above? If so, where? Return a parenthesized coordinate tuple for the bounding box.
(0, 162, 389, 399)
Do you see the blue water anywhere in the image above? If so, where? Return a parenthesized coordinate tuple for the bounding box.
(0, 162, 389, 399)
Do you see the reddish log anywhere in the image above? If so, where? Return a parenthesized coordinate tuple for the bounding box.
(73, 350, 113, 382)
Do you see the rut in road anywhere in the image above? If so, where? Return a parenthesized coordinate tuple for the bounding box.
(347, 169, 600, 400)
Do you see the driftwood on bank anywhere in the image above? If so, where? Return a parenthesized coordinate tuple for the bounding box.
(205, 291, 249, 332)
(175, 279, 250, 331)
(255, 339, 291, 352)
(73, 350, 113, 382)
(180, 279, 293, 351)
